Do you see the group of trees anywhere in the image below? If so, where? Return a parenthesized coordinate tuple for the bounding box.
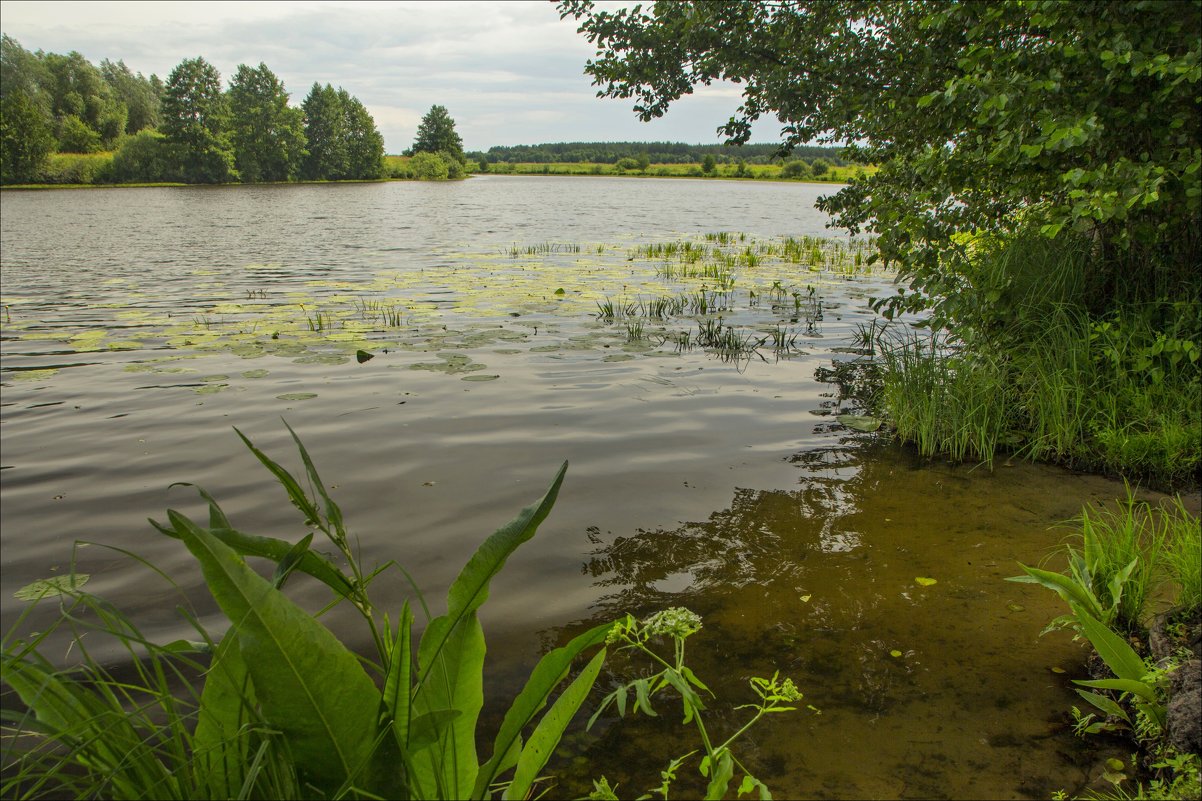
(558, 0, 1200, 326)
(471, 140, 845, 165)
(0, 36, 384, 184)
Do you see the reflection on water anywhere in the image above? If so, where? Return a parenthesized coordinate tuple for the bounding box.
(541, 442, 1146, 800)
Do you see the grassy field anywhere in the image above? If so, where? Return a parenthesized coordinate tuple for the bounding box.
(384, 154, 873, 183)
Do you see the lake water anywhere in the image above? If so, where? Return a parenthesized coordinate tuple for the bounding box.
(0, 176, 1148, 798)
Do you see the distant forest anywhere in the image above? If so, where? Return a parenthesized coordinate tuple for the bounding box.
(467, 141, 848, 166)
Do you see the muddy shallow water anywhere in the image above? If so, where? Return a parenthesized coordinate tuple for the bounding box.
(0, 176, 1165, 798)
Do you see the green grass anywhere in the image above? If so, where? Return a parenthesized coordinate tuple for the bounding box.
(470, 160, 873, 182)
(873, 232, 1200, 491)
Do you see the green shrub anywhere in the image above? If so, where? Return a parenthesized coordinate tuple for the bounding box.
(781, 160, 812, 179)
(34, 151, 113, 184)
(108, 130, 178, 183)
(410, 151, 450, 180)
(56, 115, 102, 154)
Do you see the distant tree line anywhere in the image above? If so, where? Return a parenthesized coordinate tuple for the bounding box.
(0, 35, 384, 184)
(468, 141, 848, 166)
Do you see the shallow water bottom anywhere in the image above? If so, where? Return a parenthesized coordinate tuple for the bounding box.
(479, 443, 1178, 800)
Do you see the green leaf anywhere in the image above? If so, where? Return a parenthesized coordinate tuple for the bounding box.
(446, 461, 568, 622)
(474, 622, 611, 799)
(634, 678, 658, 717)
(272, 532, 313, 588)
(1075, 689, 1131, 723)
(151, 518, 355, 598)
(1073, 607, 1146, 681)
(1074, 678, 1156, 703)
(663, 669, 706, 724)
(1011, 564, 1103, 618)
(411, 615, 486, 800)
(382, 601, 414, 748)
(704, 750, 735, 801)
(503, 648, 607, 801)
(193, 633, 257, 799)
(410, 462, 569, 800)
(836, 414, 882, 432)
(168, 510, 381, 794)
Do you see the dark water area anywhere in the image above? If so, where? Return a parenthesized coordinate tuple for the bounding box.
(0, 176, 1158, 798)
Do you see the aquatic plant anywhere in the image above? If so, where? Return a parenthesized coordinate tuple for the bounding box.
(3, 426, 611, 800)
(586, 609, 809, 801)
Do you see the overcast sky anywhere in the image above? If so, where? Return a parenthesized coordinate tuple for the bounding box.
(0, 0, 785, 153)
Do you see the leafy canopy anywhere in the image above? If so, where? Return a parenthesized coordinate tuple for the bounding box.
(410, 104, 464, 162)
(161, 56, 235, 183)
(228, 63, 306, 183)
(559, 0, 1202, 323)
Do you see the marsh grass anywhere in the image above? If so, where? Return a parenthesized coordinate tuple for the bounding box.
(876, 302, 1200, 486)
(1160, 497, 1202, 613)
(1074, 485, 1170, 629)
(879, 332, 1008, 464)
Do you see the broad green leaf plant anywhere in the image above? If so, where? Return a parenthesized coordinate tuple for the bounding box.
(3, 424, 610, 800)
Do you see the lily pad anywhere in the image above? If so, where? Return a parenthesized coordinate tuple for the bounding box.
(276, 392, 318, 401)
(889, 650, 903, 658)
(241, 369, 270, 379)
(14, 574, 90, 600)
(837, 414, 882, 432)
(461, 374, 499, 382)
(915, 577, 937, 587)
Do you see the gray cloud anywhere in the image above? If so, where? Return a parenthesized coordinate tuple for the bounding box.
(0, 0, 782, 152)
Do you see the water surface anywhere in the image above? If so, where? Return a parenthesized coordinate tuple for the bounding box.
(0, 176, 1150, 798)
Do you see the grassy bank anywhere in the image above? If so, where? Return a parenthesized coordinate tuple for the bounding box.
(469, 159, 871, 182)
(861, 233, 1201, 491)
(6, 155, 871, 188)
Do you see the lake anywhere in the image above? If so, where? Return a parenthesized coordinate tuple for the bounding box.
(0, 176, 1141, 798)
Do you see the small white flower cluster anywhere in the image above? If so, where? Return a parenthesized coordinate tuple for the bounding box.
(642, 606, 703, 639)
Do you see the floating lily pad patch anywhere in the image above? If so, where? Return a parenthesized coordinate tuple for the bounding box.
(837, 414, 882, 432)
(408, 353, 487, 374)
(276, 392, 318, 401)
(9, 368, 58, 381)
(14, 574, 90, 600)
(241, 369, 270, 379)
(461, 374, 499, 382)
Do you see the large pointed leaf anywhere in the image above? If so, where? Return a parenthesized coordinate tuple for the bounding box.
(410, 614, 487, 800)
(1074, 689, 1130, 722)
(409, 463, 568, 800)
(473, 622, 612, 799)
(503, 648, 607, 801)
(1009, 564, 1103, 618)
(1073, 606, 1147, 682)
(1073, 678, 1157, 703)
(382, 601, 414, 747)
(192, 633, 257, 799)
(168, 510, 381, 794)
(151, 518, 354, 598)
(447, 461, 568, 621)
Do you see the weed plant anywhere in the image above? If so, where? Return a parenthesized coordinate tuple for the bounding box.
(2, 427, 805, 800)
